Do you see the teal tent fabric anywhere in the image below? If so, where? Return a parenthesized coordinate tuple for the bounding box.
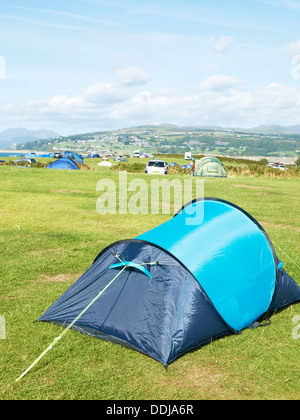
(137, 198, 279, 331)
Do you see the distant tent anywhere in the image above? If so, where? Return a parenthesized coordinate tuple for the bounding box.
(45, 158, 79, 170)
(63, 151, 84, 163)
(194, 157, 227, 178)
(37, 198, 300, 368)
(98, 161, 112, 167)
(87, 153, 101, 158)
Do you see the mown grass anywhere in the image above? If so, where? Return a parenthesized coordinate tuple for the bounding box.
(0, 163, 299, 400)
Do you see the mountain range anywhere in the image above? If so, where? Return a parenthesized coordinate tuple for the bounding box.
(0, 128, 60, 149)
(2, 124, 300, 151)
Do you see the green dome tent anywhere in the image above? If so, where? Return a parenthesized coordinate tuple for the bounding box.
(194, 157, 227, 178)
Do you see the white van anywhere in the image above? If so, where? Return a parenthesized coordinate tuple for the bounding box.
(145, 160, 168, 175)
(134, 150, 141, 158)
(185, 152, 192, 160)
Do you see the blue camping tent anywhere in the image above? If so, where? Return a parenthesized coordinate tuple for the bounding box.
(63, 151, 84, 163)
(45, 158, 79, 170)
(87, 153, 101, 158)
(38, 198, 300, 367)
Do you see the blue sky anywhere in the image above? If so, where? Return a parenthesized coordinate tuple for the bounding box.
(1, 0, 300, 134)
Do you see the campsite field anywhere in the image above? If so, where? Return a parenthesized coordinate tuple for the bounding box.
(0, 162, 299, 400)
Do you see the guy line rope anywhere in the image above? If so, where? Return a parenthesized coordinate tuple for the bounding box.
(16, 264, 128, 382)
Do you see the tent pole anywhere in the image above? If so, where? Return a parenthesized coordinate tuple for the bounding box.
(16, 265, 127, 383)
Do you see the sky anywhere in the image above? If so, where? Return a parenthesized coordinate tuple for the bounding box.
(1, 0, 300, 135)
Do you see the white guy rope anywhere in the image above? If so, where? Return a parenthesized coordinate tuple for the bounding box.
(272, 240, 300, 271)
(16, 265, 127, 383)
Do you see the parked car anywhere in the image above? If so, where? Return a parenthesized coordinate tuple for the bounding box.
(145, 160, 168, 175)
(268, 163, 287, 170)
(13, 158, 36, 164)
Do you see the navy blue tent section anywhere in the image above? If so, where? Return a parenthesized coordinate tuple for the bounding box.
(63, 151, 84, 163)
(45, 158, 79, 170)
(87, 153, 101, 158)
(38, 198, 300, 366)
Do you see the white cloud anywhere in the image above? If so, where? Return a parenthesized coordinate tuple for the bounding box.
(1, 82, 128, 126)
(209, 36, 234, 53)
(257, 83, 300, 109)
(3, 78, 300, 130)
(284, 38, 300, 58)
(114, 66, 151, 86)
(199, 74, 243, 91)
(84, 82, 128, 104)
(111, 80, 300, 127)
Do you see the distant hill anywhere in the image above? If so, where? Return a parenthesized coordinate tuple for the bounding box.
(247, 125, 300, 134)
(284, 125, 300, 134)
(135, 123, 300, 135)
(14, 123, 300, 157)
(0, 128, 60, 149)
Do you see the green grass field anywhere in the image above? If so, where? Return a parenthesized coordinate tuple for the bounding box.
(0, 161, 299, 400)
